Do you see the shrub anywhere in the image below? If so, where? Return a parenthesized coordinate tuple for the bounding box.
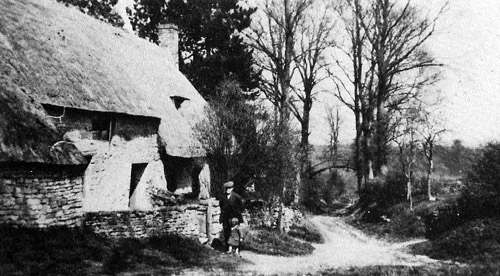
(356, 172, 407, 223)
(468, 143, 500, 193)
(424, 143, 500, 238)
(461, 142, 500, 218)
(424, 203, 463, 239)
(416, 218, 500, 263)
(360, 172, 407, 206)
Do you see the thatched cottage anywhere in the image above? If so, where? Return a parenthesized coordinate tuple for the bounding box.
(0, 0, 212, 228)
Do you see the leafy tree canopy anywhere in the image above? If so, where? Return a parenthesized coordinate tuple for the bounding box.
(128, 0, 260, 99)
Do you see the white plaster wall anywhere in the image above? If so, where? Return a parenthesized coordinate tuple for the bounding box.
(198, 164, 210, 199)
(129, 160, 167, 211)
(82, 134, 166, 212)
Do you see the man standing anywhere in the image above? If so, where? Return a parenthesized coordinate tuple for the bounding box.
(219, 181, 244, 249)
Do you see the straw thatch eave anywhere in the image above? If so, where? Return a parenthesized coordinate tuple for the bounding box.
(0, 0, 208, 158)
(0, 81, 87, 165)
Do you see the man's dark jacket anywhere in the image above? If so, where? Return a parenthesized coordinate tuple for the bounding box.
(219, 192, 244, 226)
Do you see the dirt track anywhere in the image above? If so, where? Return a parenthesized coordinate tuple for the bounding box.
(237, 216, 436, 275)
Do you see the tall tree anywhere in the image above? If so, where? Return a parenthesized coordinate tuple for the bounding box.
(248, 0, 336, 204)
(128, 0, 260, 98)
(332, 0, 444, 189)
(246, 0, 310, 227)
(363, 0, 444, 174)
(332, 0, 375, 189)
(248, 0, 311, 123)
(289, 1, 337, 202)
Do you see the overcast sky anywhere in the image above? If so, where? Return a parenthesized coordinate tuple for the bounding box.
(427, 0, 500, 147)
(116, 0, 500, 148)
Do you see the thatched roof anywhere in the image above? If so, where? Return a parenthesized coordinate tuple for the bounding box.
(0, 0, 207, 158)
(0, 80, 87, 165)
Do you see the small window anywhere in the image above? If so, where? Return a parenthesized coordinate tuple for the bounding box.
(92, 118, 113, 141)
(170, 96, 189, 110)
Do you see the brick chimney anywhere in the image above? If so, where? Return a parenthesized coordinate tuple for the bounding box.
(157, 23, 179, 69)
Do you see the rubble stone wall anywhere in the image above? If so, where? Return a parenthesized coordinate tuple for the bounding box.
(84, 199, 222, 240)
(245, 205, 304, 232)
(0, 165, 85, 227)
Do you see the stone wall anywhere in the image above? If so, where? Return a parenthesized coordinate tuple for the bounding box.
(245, 205, 304, 232)
(0, 164, 85, 227)
(84, 198, 222, 240)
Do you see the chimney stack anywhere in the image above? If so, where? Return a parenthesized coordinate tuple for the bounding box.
(157, 23, 179, 69)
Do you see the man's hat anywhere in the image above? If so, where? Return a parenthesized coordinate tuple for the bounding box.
(223, 181, 234, 188)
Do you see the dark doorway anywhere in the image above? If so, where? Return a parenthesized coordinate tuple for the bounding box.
(130, 163, 147, 199)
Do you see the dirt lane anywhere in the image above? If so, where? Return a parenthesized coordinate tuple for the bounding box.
(238, 216, 436, 275)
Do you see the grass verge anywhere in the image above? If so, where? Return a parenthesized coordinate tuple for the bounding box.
(0, 226, 246, 276)
(320, 264, 500, 276)
(410, 217, 500, 263)
(288, 220, 325, 243)
(0, 224, 318, 275)
(346, 195, 458, 242)
(244, 227, 315, 256)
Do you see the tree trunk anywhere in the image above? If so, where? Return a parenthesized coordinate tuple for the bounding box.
(407, 178, 413, 211)
(296, 101, 311, 204)
(406, 170, 413, 211)
(355, 128, 363, 191)
(353, 0, 364, 192)
(362, 116, 374, 184)
(374, 93, 388, 176)
(277, 201, 284, 232)
(367, 160, 374, 181)
(427, 159, 436, 201)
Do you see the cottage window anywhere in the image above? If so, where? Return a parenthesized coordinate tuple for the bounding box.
(170, 96, 189, 110)
(92, 118, 114, 141)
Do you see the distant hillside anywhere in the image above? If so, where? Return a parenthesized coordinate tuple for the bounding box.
(311, 140, 478, 179)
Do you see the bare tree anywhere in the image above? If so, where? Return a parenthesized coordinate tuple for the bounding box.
(248, 0, 337, 205)
(246, 0, 312, 229)
(331, 0, 445, 191)
(290, 1, 337, 147)
(363, 0, 446, 174)
(248, 0, 312, 123)
(331, 0, 376, 189)
(394, 106, 421, 211)
(417, 108, 446, 201)
(289, 1, 337, 203)
(324, 106, 343, 161)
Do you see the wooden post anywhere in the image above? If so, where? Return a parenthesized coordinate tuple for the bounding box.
(206, 199, 212, 244)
